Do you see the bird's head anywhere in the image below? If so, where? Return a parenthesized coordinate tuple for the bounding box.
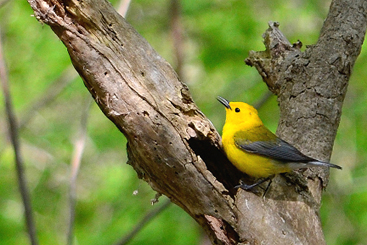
(217, 96, 262, 127)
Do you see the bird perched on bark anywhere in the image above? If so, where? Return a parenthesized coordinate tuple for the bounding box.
(217, 96, 342, 190)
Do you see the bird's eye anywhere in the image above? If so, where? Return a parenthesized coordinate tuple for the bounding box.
(235, 108, 240, 113)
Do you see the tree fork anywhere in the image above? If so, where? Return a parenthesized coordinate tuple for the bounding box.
(27, 0, 367, 244)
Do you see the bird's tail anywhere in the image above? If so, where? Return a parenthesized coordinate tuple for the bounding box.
(308, 160, 342, 170)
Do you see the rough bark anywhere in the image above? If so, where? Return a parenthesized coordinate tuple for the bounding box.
(26, 0, 366, 244)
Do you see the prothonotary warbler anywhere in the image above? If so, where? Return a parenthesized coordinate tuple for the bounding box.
(217, 96, 342, 190)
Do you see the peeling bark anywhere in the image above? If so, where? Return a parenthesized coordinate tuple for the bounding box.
(26, 0, 366, 244)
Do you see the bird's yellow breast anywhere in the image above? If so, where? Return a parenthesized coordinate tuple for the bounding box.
(222, 124, 291, 178)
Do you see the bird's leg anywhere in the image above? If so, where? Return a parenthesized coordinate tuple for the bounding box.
(235, 177, 270, 190)
(262, 178, 273, 198)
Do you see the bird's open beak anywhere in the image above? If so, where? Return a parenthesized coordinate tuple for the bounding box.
(217, 96, 231, 110)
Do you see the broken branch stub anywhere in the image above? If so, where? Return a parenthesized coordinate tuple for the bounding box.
(245, 21, 302, 94)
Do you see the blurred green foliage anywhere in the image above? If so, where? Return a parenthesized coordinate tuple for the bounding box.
(0, 0, 366, 244)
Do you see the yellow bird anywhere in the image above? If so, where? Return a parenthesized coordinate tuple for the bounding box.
(217, 96, 342, 190)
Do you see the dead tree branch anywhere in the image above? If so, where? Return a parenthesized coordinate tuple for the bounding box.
(26, 0, 367, 244)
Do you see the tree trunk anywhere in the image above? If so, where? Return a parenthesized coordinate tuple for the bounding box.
(27, 0, 367, 244)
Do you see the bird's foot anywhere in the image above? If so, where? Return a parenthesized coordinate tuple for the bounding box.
(235, 178, 273, 198)
(235, 178, 269, 190)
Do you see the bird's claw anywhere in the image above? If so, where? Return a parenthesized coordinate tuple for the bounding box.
(234, 180, 259, 190)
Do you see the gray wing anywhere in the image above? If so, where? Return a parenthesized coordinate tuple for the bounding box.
(236, 138, 315, 163)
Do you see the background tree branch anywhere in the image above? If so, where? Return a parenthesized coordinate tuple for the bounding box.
(26, 0, 367, 244)
(0, 29, 38, 245)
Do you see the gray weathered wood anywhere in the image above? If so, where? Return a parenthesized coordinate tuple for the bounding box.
(27, 0, 367, 244)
